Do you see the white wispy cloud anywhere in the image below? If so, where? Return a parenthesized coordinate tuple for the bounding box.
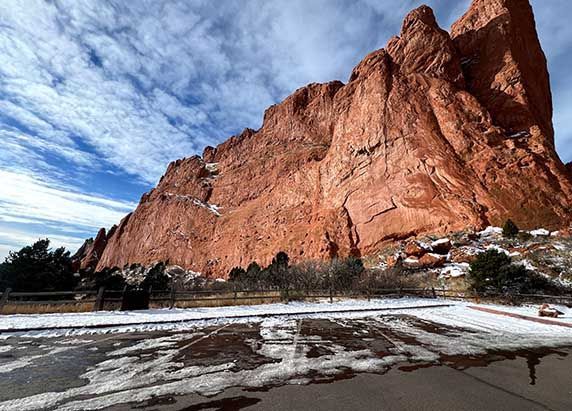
(1, 0, 568, 187)
(0, 170, 135, 230)
(0, 0, 473, 186)
(531, 0, 572, 164)
(0, 169, 136, 259)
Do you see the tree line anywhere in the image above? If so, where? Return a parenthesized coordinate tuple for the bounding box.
(227, 251, 366, 292)
(2, 234, 570, 297)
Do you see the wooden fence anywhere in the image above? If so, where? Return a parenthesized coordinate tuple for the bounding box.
(1, 286, 571, 314)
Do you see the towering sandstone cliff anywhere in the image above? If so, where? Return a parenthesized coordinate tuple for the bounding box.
(85, 0, 571, 277)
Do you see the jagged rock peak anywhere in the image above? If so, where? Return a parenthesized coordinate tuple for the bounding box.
(451, 0, 553, 143)
(72, 227, 113, 272)
(386, 5, 465, 88)
(83, 0, 572, 278)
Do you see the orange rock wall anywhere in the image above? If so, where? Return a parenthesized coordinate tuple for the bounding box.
(94, 0, 572, 277)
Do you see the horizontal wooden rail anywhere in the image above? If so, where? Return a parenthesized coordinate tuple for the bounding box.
(9, 299, 97, 305)
(1, 286, 571, 315)
(9, 290, 97, 297)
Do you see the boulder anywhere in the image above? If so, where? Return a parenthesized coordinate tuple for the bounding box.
(431, 239, 452, 255)
(450, 248, 479, 264)
(404, 241, 427, 257)
(419, 253, 448, 268)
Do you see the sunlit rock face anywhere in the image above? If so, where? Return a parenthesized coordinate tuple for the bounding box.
(92, 0, 572, 277)
(73, 227, 115, 272)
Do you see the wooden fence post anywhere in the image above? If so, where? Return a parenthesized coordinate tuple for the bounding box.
(0, 288, 12, 313)
(233, 284, 237, 305)
(120, 285, 128, 310)
(368, 270, 375, 302)
(93, 286, 105, 312)
(169, 283, 176, 310)
(431, 287, 436, 299)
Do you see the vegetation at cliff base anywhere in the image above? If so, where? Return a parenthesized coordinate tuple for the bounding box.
(468, 249, 555, 294)
(228, 252, 365, 291)
(502, 219, 520, 238)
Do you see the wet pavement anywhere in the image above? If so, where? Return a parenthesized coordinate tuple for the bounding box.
(0, 314, 571, 410)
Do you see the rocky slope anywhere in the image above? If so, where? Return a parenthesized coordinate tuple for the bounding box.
(81, 0, 572, 277)
(376, 227, 572, 289)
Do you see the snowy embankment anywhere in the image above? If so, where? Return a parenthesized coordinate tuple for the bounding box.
(0, 298, 447, 336)
(1, 297, 572, 338)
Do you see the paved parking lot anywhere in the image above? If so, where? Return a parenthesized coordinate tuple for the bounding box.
(1, 306, 572, 410)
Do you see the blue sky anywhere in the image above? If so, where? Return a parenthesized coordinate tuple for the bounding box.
(1, 0, 571, 260)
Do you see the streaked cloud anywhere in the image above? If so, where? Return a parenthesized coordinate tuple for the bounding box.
(0, 170, 135, 260)
(0, 170, 135, 229)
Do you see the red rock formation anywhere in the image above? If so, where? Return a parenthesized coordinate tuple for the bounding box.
(72, 227, 115, 272)
(89, 0, 572, 277)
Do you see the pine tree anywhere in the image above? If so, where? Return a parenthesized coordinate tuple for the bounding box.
(502, 219, 519, 238)
(0, 239, 75, 291)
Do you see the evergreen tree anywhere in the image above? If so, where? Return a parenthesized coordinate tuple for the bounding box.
(228, 266, 246, 283)
(91, 267, 126, 290)
(266, 251, 290, 289)
(469, 249, 529, 293)
(502, 219, 519, 238)
(245, 261, 261, 288)
(141, 263, 170, 290)
(0, 239, 76, 291)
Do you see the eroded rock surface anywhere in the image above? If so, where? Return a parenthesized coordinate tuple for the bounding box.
(72, 227, 115, 272)
(89, 0, 571, 277)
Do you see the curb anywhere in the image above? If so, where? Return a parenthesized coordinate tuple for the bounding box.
(468, 306, 572, 329)
(0, 303, 451, 334)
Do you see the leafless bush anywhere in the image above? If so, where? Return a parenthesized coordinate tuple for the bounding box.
(363, 266, 422, 290)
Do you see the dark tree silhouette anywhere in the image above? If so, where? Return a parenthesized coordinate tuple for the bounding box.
(502, 219, 520, 238)
(0, 239, 76, 291)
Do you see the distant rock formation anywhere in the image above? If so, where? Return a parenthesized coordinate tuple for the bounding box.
(84, 0, 571, 277)
(72, 226, 115, 272)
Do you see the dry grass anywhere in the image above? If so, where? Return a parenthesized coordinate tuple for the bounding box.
(1, 302, 94, 315)
(151, 291, 284, 309)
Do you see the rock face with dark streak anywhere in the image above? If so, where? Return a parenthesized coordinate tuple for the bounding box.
(72, 227, 115, 272)
(91, 0, 572, 277)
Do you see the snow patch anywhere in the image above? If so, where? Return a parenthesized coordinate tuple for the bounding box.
(440, 263, 469, 278)
(205, 162, 218, 173)
(486, 244, 509, 255)
(164, 192, 221, 216)
(530, 228, 550, 237)
(517, 259, 537, 271)
(479, 226, 502, 237)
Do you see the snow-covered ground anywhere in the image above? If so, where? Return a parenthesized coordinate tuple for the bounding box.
(0, 298, 447, 337)
(1, 298, 572, 411)
(0, 298, 571, 338)
(1, 298, 572, 410)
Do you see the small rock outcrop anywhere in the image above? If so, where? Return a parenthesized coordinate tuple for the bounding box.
(72, 227, 115, 272)
(81, 0, 572, 277)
